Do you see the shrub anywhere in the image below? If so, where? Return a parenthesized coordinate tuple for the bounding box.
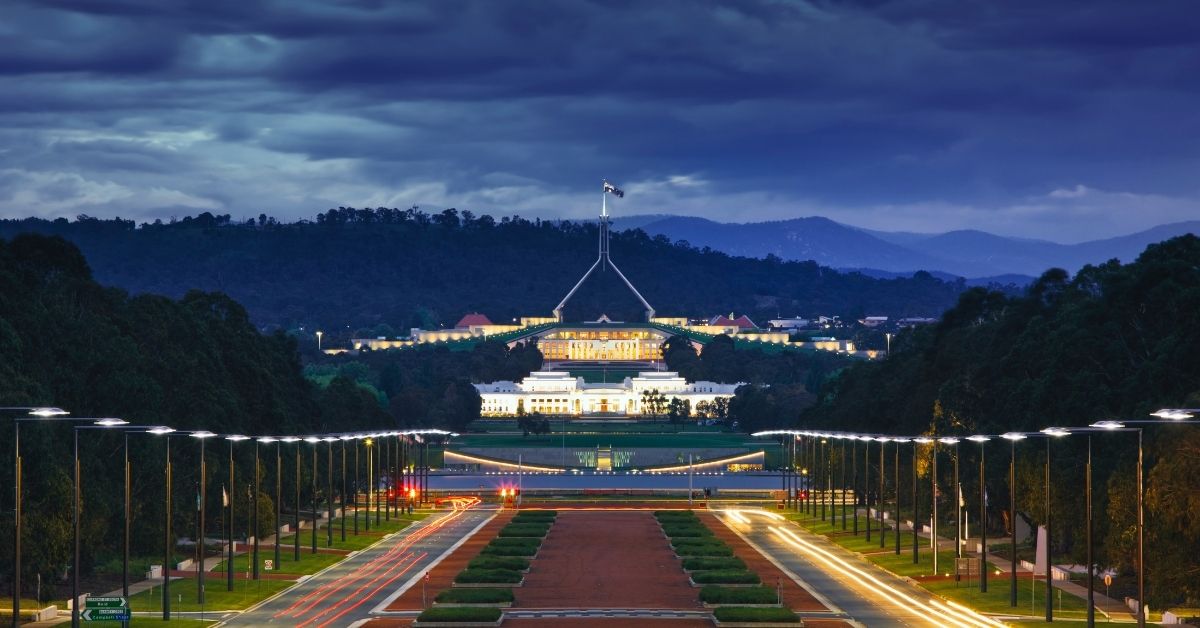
(415, 606, 503, 622)
(682, 557, 746, 571)
(699, 585, 779, 605)
(690, 570, 761, 585)
(671, 539, 728, 550)
(481, 545, 538, 557)
(674, 545, 734, 557)
(434, 587, 515, 604)
(662, 526, 713, 538)
(488, 537, 541, 548)
(454, 568, 523, 584)
(498, 524, 549, 538)
(655, 511, 698, 520)
(712, 607, 800, 622)
(513, 510, 556, 519)
(468, 556, 530, 571)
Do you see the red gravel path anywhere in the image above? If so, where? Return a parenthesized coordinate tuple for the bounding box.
(505, 620, 711, 627)
(698, 511, 829, 612)
(515, 511, 701, 610)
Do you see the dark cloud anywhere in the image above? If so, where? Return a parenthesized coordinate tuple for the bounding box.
(0, 0, 1197, 240)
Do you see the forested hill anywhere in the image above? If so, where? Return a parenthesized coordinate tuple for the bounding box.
(802, 235, 1200, 606)
(0, 209, 974, 332)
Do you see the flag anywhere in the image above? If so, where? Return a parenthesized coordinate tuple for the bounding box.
(958, 485, 964, 508)
(602, 180, 625, 198)
(222, 485, 229, 508)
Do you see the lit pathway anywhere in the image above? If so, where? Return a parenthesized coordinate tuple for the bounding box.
(215, 506, 494, 627)
(714, 508, 1011, 628)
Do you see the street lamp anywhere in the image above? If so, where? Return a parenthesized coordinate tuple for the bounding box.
(148, 427, 176, 620)
(256, 436, 277, 581)
(1039, 427, 1069, 622)
(851, 436, 859, 534)
(190, 431, 217, 607)
(1000, 432, 1026, 607)
(117, 426, 175, 622)
(72, 419, 130, 628)
(6, 405, 72, 626)
(938, 437, 961, 567)
(913, 437, 931, 564)
(340, 436, 352, 542)
(280, 436, 301, 561)
(323, 437, 336, 546)
(316, 330, 323, 351)
(225, 435, 249, 591)
(892, 436, 910, 556)
(304, 437, 320, 552)
(1089, 409, 1196, 628)
(877, 436, 888, 549)
(967, 435, 991, 593)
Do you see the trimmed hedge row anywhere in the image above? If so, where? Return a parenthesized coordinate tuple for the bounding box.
(434, 587, 515, 604)
(498, 524, 550, 538)
(489, 536, 543, 547)
(480, 544, 538, 557)
(662, 525, 714, 538)
(468, 556, 530, 571)
(513, 510, 557, 520)
(712, 607, 801, 622)
(454, 567, 524, 584)
(699, 585, 780, 605)
(415, 606, 503, 622)
(690, 569, 761, 585)
(682, 557, 746, 571)
(674, 545, 734, 558)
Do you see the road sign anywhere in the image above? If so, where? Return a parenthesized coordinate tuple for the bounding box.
(81, 608, 130, 622)
(85, 597, 127, 609)
(264, 559, 275, 571)
(1104, 574, 1113, 587)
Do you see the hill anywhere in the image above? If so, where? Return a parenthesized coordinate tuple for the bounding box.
(625, 215, 1200, 278)
(0, 210, 971, 336)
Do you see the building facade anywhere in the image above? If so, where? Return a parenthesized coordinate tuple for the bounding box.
(474, 370, 742, 417)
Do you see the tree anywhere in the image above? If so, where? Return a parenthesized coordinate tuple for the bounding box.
(666, 398, 691, 426)
(517, 412, 551, 437)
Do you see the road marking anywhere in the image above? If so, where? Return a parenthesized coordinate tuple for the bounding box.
(369, 509, 498, 614)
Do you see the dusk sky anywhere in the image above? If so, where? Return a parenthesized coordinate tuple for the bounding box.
(2, 0, 1198, 241)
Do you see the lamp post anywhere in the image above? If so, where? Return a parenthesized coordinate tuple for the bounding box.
(968, 435, 991, 593)
(939, 437, 961, 564)
(190, 431, 216, 608)
(120, 426, 175, 627)
(7, 405, 72, 626)
(912, 438, 924, 564)
(225, 435, 248, 591)
(1001, 432, 1025, 607)
(258, 436, 278, 581)
(1039, 427, 1070, 622)
(316, 330, 323, 351)
(72, 419, 132, 628)
(1090, 409, 1197, 628)
(852, 436, 858, 534)
(878, 437, 887, 549)
(281, 436, 301, 561)
(340, 436, 349, 542)
(364, 436, 373, 532)
(354, 437, 361, 534)
(1086, 433, 1094, 627)
(930, 438, 939, 575)
(840, 437, 848, 529)
(324, 438, 335, 546)
(154, 428, 176, 620)
(893, 437, 908, 556)
(864, 437, 871, 542)
(305, 437, 319, 553)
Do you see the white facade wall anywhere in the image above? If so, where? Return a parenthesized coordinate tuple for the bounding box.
(475, 371, 742, 417)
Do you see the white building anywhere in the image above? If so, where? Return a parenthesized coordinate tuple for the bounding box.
(475, 371, 743, 417)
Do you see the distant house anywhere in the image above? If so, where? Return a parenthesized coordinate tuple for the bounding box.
(858, 316, 889, 328)
(768, 316, 810, 330)
(709, 313, 757, 329)
(455, 312, 493, 329)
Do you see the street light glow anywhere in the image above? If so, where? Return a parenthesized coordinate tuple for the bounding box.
(913, 437, 934, 444)
(257, 436, 277, 443)
(226, 434, 250, 441)
(966, 435, 991, 442)
(280, 436, 301, 443)
(937, 437, 960, 445)
(1091, 420, 1124, 430)
(94, 418, 129, 426)
(1151, 409, 1193, 420)
(1000, 432, 1026, 441)
(1041, 427, 1070, 438)
(303, 436, 321, 443)
(29, 407, 69, 417)
(147, 426, 176, 435)
(191, 431, 217, 439)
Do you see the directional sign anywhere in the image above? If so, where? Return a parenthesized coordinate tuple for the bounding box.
(85, 597, 127, 609)
(264, 559, 275, 571)
(1104, 574, 1113, 587)
(81, 608, 130, 621)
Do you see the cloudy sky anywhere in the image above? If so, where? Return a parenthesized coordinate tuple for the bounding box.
(2, 0, 1197, 241)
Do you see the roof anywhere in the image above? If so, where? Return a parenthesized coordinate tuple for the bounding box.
(709, 314, 756, 329)
(455, 313, 493, 328)
(732, 315, 756, 329)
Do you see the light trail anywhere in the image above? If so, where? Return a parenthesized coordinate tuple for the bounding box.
(273, 506, 468, 620)
(769, 526, 1007, 628)
(312, 551, 428, 628)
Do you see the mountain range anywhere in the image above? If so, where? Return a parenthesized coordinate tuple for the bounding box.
(611, 215, 1200, 282)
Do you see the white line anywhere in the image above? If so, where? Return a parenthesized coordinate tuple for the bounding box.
(369, 510, 498, 614)
(709, 512, 846, 616)
(212, 513, 447, 627)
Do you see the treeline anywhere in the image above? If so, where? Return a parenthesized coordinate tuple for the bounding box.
(307, 340, 543, 430)
(800, 235, 1200, 607)
(0, 210, 970, 334)
(662, 335, 850, 433)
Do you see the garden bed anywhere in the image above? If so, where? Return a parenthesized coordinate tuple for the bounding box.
(468, 555, 530, 572)
(713, 606, 803, 625)
(454, 567, 525, 585)
(690, 569, 762, 586)
(699, 585, 781, 606)
(682, 557, 747, 572)
(434, 588, 515, 606)
(413, 605, 503, 626)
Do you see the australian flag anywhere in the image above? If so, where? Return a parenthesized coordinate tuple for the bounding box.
(602, 180, 625, 198)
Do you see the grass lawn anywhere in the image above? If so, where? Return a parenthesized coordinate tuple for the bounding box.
(275, 512, 428, 552)
(212, 549, 345, 576)
(127, 577, 294, 612)
(129, 619, 218, 627)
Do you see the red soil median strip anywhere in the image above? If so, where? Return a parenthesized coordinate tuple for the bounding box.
(516, 511, 702, 610)
(384, 511, 514, 611)
(698, 512, 829, 613)
(505, 620, 712, 627)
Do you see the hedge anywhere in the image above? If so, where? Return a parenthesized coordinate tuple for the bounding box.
(468, 556, 530, 571)
(487, 537, 541, 548)
(655, 511, 698, 519)
(674, 545, 734, 557)
(699, 585, 779, 605)
(415, 606, 503, 622)
(690, 569, 761, 585)
(513, 510, 557, 519)
(434, 587, 515, 604)
(498, 524, 550, 538)
(480, 545, 538, 557)
(712, 607, 801, 622)
(454, 568, 524, 584)
(682, 557, 746, 571)
(671, 539, 729, 550)
(662, 526, 714, 538)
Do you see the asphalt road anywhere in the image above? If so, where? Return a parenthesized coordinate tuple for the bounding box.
(714, 509, 1007, 628)
(217, 507, 494, 628)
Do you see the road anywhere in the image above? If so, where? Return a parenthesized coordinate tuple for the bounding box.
(217, 506, 494, 628)
(714, 508, 1009, 628)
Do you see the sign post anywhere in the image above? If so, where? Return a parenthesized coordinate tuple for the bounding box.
(82, 597, 129, 622)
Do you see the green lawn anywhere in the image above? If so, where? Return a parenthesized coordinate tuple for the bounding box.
(127, 578, 294, 612)
(129, 619, 217, 627)
(274, 512, 428, 552)
(212, 548, 345, 576)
